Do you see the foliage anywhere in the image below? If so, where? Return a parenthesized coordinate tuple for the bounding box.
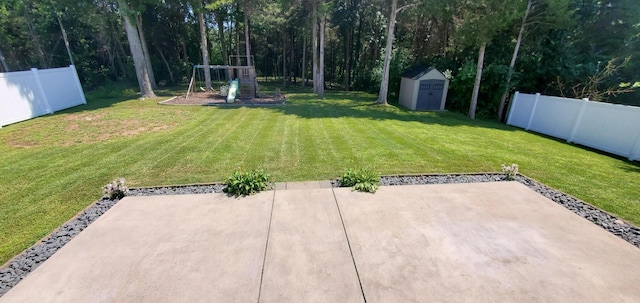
(549, 57, 639, 101)
(223, 169, 271, 197)
(1, 0, 638, 109)
(103, 178, 128, 200)
(447, 60, 476, 113)
(340, 168, 380, 193)
(501, 163, 519, 181)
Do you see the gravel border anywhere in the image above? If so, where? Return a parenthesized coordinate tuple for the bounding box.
(2, 174, 639, 296)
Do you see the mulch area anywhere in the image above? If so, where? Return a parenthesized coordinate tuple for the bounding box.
(162, 91, 286, 106)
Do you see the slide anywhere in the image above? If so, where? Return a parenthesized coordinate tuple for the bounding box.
(226, 79, 239, 103)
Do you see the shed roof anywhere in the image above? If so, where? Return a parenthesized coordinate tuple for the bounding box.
(400, 65, 443, 80)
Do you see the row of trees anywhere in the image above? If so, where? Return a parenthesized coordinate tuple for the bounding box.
(1, 0, 639, 119)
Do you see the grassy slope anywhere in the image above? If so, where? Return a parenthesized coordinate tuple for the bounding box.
(0, 85, 638, 265)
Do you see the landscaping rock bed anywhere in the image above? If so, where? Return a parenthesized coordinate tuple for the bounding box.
(2, 174, 639, 297)
(128, 184, 226, 196)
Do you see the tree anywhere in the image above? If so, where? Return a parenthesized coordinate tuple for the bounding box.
(453, 0, 524, 119)
(376, 0, 417, 105)
(23, 0, 47, 68)
(50, 0, 74, 66)
(318, 8, 325, 97)
(198, 10, 212, 91)
(243, 8, 251, 66)
(136, 15, 157, 89)
(212, 8, 229, 64)
(311, 0, 320, 96)
(117, 0, 156, 98)
(0, 48, 9, 72)
(497, 0, 573, 121)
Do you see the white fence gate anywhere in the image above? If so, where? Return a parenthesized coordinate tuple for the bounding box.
(0, 65, 86, 128)
(507, 92, 640, 161)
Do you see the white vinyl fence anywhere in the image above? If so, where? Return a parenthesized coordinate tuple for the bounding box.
(507, 92, 640, 161)
(0, 65, 86, 128)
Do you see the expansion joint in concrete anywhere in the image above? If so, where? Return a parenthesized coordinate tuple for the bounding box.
(256, 190, 277, 303)
(331, 188, 368, 303)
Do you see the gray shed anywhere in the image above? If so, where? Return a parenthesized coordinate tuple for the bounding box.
(398, 66, 449, 111)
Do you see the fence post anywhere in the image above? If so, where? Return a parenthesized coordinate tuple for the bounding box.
(629, 132, 640, 161)
(70, 65, 87, 104)
(525, 93, 540, 131)
(506, 91, 519, 125)
(567, 98, 589, 143)
(31, 68, 53, 114)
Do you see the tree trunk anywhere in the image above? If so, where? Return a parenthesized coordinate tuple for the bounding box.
(121, 13, 155, 98)
(182, 41, 188, 63)
(155, 45, 175, 85)
(24, 2, 47, 69)
(302, 35, 306, 87)
(469, 43, 486, 119)
(55, 13, 74, 66)
(235, 9, 240, 64)
(282, 33, 287, 87)
(354, 11, 363, 82)
(318, 12, 325, 98)
(377, 0, 398, 105)
(136, 16, 157, 89)
(215, 11, 228, 65)
(243, 11, 251, 66)
(312, 1, 319, 94)
(0, 48, 10, 72)
(228, 20, 233, 64)
(290, 31, 295, 83)
(115, 35, 127, 78)
(443, 19, 449, 57)
(344, 28, 352, 91)
(198, 11, 212, 91)
(498, 0, 532, 122)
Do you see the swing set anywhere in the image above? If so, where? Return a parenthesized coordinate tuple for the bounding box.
(186, 64, 259, 103)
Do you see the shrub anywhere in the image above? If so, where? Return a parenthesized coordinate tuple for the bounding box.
(340, 168, 380, 193)
(223, 169, 271, 196)
(103, 178, 128, 200)
(501, 163, 519, 180)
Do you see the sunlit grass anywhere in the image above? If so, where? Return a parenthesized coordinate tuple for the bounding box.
(0, 83, 638, 265)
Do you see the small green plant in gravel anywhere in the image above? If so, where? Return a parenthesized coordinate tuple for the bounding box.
(103, 178, 128, 200)
(501, 163, 519, 180)
(223, 169, 271, 196)
(340, 168, 380, 193)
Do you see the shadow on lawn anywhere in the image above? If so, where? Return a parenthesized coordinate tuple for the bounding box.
(218, 89, 518, 131)
(48, 84, 183, 117)
(619, 161, 640, 174)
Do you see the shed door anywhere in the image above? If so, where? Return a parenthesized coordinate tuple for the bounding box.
(416, 80, 444, 110)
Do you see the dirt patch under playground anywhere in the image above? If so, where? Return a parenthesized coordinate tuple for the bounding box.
(162, 91, 286, 106)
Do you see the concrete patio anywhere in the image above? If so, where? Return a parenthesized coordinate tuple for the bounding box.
(2, 182, 640, 302)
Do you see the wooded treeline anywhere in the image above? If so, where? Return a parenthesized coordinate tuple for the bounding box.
(1, 0, 639, 118)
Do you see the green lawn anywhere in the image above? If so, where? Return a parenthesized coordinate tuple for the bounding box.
(0, 84, 639, 265)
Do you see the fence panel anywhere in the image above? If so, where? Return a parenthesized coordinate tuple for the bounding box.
(507, 92, 640, 161)
(38, 66, 86, 112)
(0, 70, 51, 127)
(528, 95, 582, 139)
(506, 92, 536, 128)
(0, 65, 86, 128)
(572, 102, 640, 159)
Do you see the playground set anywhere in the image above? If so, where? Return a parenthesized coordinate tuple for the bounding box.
(171, 56, 284, 106)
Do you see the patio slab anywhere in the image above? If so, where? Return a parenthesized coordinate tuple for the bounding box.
(0, 192, 274, 303)
(334, 182, 640, 302)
